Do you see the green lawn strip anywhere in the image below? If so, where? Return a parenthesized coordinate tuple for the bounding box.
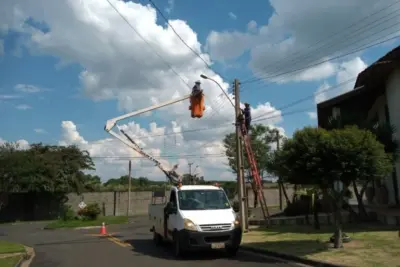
(0, 241, 25, 254)
(242, 225, 400, 267)
(44, 216, 128, 229)
(0, 255, 23, 267)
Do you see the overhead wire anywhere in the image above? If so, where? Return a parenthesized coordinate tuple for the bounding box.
(241, 0, 400, 84)
(242, 16, 400, 85)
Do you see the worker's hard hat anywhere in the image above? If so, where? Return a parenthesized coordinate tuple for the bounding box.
(244, 102, 250, 106)
(195, 80, 201, 84)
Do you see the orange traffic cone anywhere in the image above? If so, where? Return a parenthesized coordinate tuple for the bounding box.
(100, 222, 107, 235)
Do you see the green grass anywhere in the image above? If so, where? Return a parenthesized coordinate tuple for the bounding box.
(243, 224, 400, 267)
(0, 256, 22, 267)
(44, 216, 128, 229)
(0, 241, 25, 254)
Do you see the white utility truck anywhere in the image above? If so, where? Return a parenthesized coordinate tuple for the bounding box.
(149, 183, 242, 257)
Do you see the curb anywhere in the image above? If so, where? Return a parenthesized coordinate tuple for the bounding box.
(240, 246, 346, 267)
(14, 246, 35, 267)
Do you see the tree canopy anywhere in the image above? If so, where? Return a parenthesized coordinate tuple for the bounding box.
(0, 142, 96, 193)
(268, 126, 392, 189)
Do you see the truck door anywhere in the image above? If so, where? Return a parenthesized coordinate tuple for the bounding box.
(167, 190, 178, 238)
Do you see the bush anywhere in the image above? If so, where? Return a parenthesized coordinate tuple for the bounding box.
(60, 204, 75, 221)
(77, 203, 101, 220)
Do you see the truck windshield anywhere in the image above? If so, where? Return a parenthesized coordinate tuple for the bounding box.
(178, 189, 231, 210)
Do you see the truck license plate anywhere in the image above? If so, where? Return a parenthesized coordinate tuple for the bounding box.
(211, 243, 225, 249)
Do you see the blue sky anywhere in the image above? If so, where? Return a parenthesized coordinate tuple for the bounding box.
(1, 0, 400, 180)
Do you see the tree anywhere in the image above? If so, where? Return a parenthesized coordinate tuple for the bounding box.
(268, 126, 392, 248)
(223, 124, 278, 207)
(0, 142, 95, 193)
(328, 114, 399, 213)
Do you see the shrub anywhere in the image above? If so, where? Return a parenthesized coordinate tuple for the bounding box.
(77, 203, 101, 220)
(60, 204, 75, 221)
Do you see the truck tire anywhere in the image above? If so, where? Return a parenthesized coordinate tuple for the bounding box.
(153, 230, 163, 246)
(226, 246, 239, 257)
(173, 232, 183, 258)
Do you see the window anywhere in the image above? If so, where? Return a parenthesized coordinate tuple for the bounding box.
(178, 189, 231, 211)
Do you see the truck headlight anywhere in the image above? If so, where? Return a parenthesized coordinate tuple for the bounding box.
(183, 218, 198, 231)
(233, 216, 240, 228)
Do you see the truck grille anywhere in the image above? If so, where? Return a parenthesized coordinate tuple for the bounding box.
(199, 223, 232, 232)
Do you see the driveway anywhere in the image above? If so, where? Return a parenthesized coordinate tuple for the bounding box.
(0, 218, 301, 267)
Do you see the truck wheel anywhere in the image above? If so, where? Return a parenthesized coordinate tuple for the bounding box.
(173, 232, 183, 258)
(226, 246, 239, 257)
(153, 230, 163, 246)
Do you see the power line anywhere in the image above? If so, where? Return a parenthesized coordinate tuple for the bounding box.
(242, 29, 400, 86)
(146, 0, 228, 81)
(241, 0, 400, 84)
(105, 0, 190, 88)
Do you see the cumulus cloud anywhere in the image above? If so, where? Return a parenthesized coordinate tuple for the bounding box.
(0, 0, 285, 181)
(0, 137, 29, 149)
(206, 0, 400, 84)
(34, 128, 47, 134)
(314, 57, 368, 103)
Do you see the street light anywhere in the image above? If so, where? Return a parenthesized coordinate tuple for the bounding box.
(200, 74, 235, 108)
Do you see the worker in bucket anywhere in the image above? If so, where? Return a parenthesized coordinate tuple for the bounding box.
(242, 102, 251, 134)
(192, 80, 202, 96)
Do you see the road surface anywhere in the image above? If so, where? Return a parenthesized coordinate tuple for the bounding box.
(0, 218, 301, 267)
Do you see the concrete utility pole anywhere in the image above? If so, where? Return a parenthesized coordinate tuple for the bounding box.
(127, 160, 132, 216)
(234, 79, 247, 232)
(276, 130, 283, 210)
(188, 162, 194, 184)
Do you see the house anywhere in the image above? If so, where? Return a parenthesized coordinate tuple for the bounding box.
(317, 46, 400, 210)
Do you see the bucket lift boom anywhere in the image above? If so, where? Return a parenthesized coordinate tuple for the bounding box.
(104, 94, 192, 183)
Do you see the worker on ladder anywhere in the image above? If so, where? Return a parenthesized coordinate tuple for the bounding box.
(241, 102, 251, 134)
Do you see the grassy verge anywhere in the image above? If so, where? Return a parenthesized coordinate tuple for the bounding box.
(44, 216, 128, 229)
(0, 241, 25, 254)
(0, 256, 22, 267)
(242, 224, 400, 267)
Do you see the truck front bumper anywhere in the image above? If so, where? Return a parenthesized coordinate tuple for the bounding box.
(177, 227, 242, 251)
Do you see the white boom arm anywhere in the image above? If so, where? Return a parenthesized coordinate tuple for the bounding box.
(104, 94, 192, 183)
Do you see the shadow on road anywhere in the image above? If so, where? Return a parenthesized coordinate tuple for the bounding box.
(125, 238, 290, 264)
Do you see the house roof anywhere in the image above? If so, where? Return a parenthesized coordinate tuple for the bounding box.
(317, 45, 400, 109)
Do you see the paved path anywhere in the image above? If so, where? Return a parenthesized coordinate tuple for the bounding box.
(0, 219, 301, 267)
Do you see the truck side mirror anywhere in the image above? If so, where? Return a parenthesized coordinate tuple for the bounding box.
(166, 202, 177, 214)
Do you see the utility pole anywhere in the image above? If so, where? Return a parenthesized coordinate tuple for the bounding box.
(276, 130, 283, 210)
(188, 162, 194, 184)
(127, 160, 132, 216)
(234, 79, 246, 232)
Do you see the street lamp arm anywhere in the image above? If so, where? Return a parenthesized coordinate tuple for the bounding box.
(200, 74, 235, 108)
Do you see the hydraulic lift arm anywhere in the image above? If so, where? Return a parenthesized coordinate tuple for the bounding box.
(104, 94, 192, 183)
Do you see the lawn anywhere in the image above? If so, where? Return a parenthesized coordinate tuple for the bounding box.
(0, 241, 25, 254)
(0, 241, 25, 267)
(0, 256, 22, 267)
(242, 224, 400, 267)
(44, 216, 128, 229)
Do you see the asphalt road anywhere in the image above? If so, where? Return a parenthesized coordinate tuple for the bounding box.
(0, 218, 300, 267)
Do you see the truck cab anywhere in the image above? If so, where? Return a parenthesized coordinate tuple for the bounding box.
(149, 184, 242, 257)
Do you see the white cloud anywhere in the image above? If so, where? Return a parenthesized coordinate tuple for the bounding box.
(34, 128, 47, 134)
(1, 0, 285, 181)
(228, 12, 237, 20)
(0, 137, 30, 150)
(206, 0, 400, 83)
(314, 56, 368, 104)
(0, 95, 22, 100)
(165, 0, 174, 14)
(247, 20, 258, 33)
(15, 104, 31, 110)
(15, 84, 48, 93)
(307, 112, 317, 120)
